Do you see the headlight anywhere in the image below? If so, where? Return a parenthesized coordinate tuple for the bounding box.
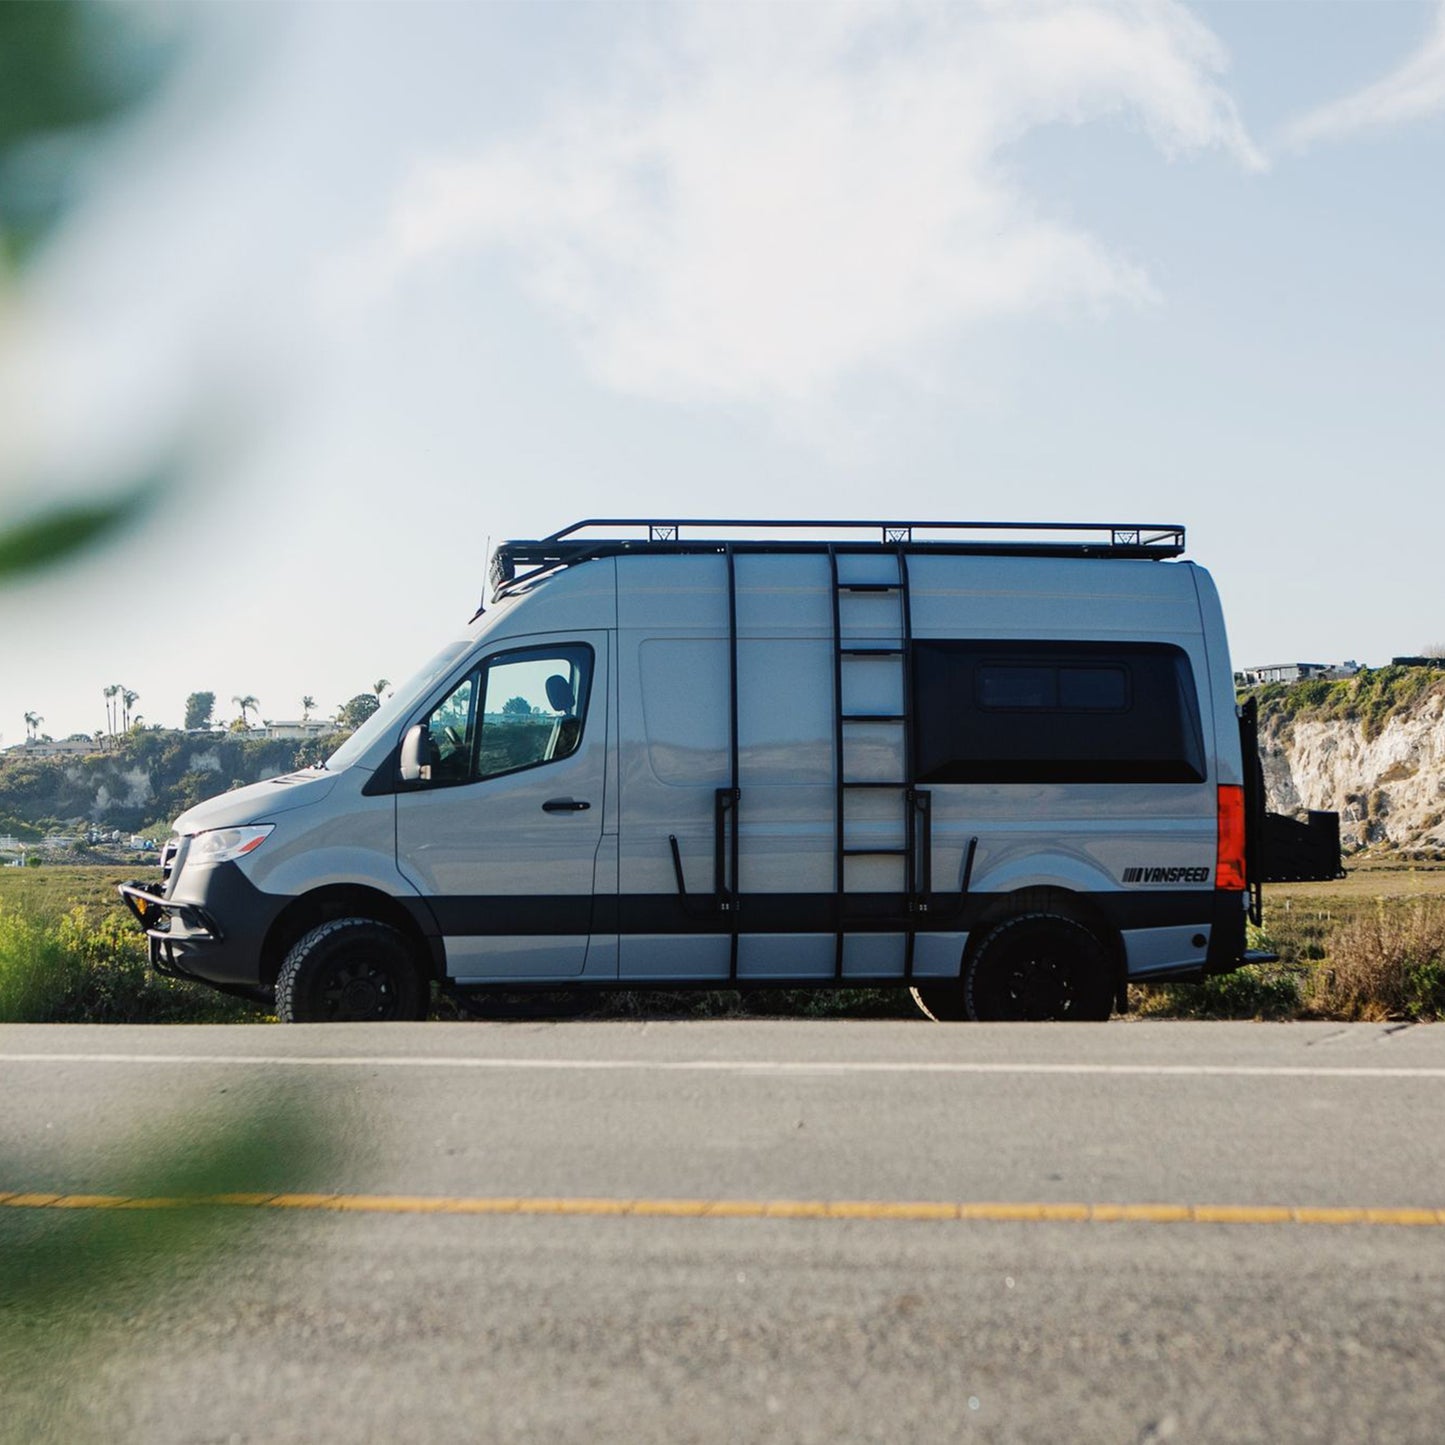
(187, 825, 274, 866)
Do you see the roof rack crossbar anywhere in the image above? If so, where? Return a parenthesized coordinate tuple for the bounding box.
(488, 518, 1186, 600)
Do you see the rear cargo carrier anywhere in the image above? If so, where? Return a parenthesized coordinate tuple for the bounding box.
(1237, 696, 1345, 900)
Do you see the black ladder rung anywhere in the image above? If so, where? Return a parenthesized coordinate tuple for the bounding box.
(842, 713, 905, 723)
(843, 847, 908, 857)
(839, 646, 904, 656)
(843, 780, 908, 790)
(839, 583, 901, 593)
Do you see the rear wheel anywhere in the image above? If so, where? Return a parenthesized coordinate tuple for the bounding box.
(275, 918, 428, 1023)
(963, 913, 1114, 1022)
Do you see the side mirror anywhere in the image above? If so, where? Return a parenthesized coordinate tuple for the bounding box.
(399, 723, 432, 783)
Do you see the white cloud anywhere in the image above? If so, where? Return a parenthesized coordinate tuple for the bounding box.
(342, 0, 1260, 408)
(1283, 2, 1445, 149)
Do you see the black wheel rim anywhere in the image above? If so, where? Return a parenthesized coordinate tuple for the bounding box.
(318, 956, 403, 1021)
(978, 938, 1088, 1021)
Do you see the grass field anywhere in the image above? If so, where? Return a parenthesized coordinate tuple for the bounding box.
(1270, 861, 1445, 902)
(3, 862, 1444, 1023)
(0, 865, 264, 1024)
(0, 864, 143, 920)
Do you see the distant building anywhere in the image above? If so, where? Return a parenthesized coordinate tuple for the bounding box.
(1, 737, 99, 760)
(1236, 663, 1330, 687)
(1235, 661, 1362, 687)
(1390, 656, 1443, 669)
(256, 720, 335, 741)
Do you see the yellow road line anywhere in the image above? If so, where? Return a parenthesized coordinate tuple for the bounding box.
(3, 1191, 1444, 1226)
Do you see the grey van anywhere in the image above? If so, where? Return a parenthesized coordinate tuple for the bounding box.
(121, 519, 1341, 1022)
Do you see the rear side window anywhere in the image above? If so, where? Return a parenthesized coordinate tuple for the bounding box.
(913, 641, 1206, 785)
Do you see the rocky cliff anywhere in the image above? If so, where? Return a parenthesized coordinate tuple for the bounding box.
(1256, 666, 1445, 853)
(0, 730, 334, 839)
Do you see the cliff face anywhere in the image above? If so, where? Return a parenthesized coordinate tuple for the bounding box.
(0, 731, 333, 837)
(1258, 675, 1445, 852)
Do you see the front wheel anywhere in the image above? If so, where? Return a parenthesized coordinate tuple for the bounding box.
(276, 918, 428, 1023)
(963, 913, 1114, 1022)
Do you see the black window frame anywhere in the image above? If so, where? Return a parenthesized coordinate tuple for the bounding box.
(913, 639, 1207, 786)
(410, 641, 595, 790)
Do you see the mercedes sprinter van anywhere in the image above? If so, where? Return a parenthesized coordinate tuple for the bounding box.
(122, 519, 1341, 1022)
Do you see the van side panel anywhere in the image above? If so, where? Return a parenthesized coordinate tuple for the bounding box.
(907, 556, 1220, 981)
(582, 552, 1231, 986)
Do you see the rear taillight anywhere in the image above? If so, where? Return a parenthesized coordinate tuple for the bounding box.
(1216, 784, 1247, 890)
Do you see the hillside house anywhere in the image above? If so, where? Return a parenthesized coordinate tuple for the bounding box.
(2, 737, 100, 760)
(1236, 661, 1362, 687)
(256, 720, 335, 741)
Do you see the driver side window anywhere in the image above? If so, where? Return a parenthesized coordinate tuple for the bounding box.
(424, 675, 477, 785)
(420, 644, 593, 785)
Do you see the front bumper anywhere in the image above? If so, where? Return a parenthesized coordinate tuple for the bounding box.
(118, 861, 285, 988)
(119, 882, 222, 980)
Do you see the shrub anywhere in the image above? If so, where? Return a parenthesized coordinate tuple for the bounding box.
(1308, 901, 1445, 1020)
(0, 903, 84, 1020)
(1135, 961, 1303, 1020)
(0, 899, 264, 1024)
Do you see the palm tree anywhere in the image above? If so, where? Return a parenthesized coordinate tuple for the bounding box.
(372, 678, 390, 702)
(103, 683, 120, 736)
(232, 694, 259, 728)
(301, 695, 316, 722)
(23, 711, 41, 741)
(122, 689, 139, 730)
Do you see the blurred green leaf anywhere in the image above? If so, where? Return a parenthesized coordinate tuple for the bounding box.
(0, 477, 162, 584)
(0, 1084, 332, 1438)
(0, 0, 172, 269)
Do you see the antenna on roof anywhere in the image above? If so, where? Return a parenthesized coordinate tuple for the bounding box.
(469, 534, 492, 622)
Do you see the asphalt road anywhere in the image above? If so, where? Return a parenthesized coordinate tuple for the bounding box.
(3, 1018, 1444, 1443)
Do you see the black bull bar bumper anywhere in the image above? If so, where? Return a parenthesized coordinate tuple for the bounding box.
(117, 881, 222, 979)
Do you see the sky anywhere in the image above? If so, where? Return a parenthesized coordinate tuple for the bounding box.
(2, 0, 1444, 746)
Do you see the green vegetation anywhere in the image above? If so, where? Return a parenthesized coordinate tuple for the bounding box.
(0, 869, 263, 1023)
(1249, 664, 1445, 742)
(0, 1082, 330, 1438)
(336, 692, 380, 729)
(183, 690, 215, 730)
(1135, 865, 1445, 1020)
(0, 727, 335, 839)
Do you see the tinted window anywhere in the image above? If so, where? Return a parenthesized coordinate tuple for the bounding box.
(978, 667, 1054, 710)
(976, 665, 1128, 713)
(914, 641, 1205, 785)
(418, 643, 593, 786)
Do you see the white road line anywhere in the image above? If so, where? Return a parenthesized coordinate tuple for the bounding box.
(1, 1053, 1444, 1079)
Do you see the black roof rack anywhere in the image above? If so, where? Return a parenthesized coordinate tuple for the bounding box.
(488, 518, 1186, 601)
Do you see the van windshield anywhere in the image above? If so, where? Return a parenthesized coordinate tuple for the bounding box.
(325, 639, 475, 772)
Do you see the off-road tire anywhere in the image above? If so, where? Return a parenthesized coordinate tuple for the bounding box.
(963, 913, 1114, 1022)
(275, 918, 428, 1023)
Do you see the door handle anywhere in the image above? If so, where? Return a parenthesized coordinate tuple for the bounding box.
(542, 798, 591, 812)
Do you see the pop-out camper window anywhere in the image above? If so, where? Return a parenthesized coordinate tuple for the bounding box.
(913, 640, 1206, 785)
